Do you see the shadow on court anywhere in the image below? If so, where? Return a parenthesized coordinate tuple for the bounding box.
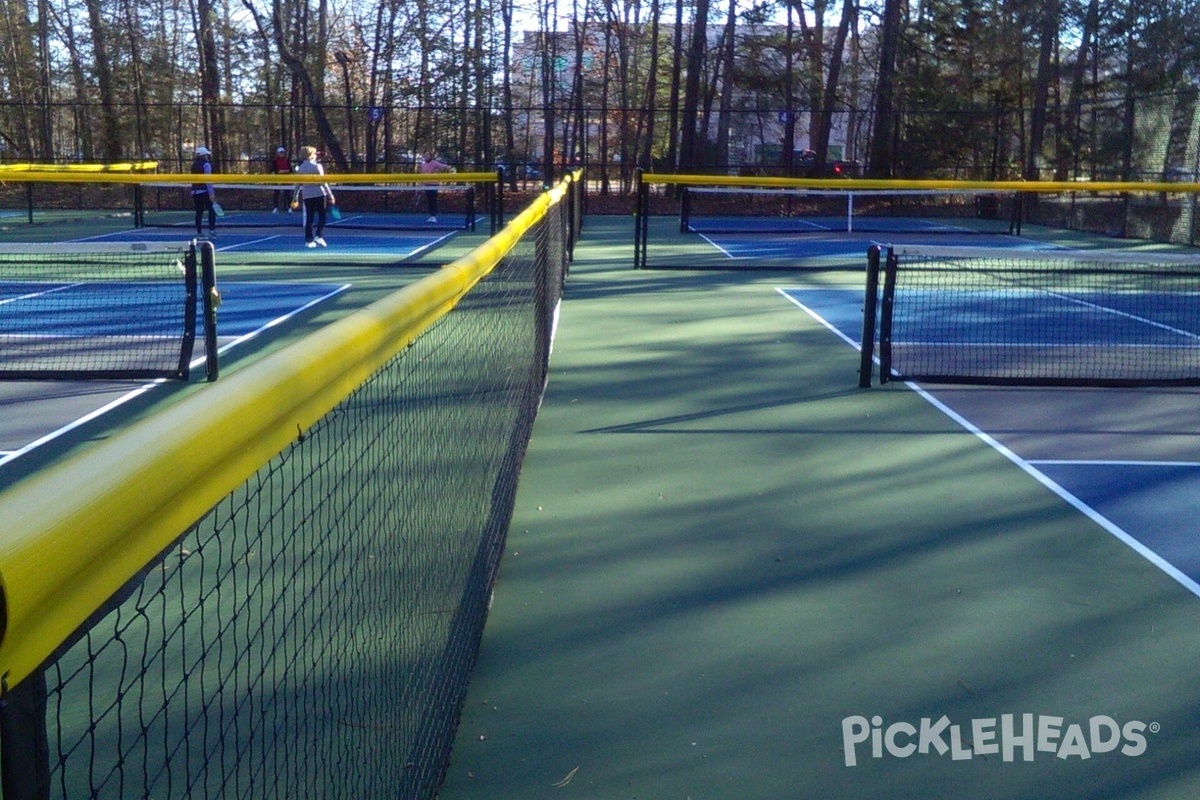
(437, 216, 1200, 800)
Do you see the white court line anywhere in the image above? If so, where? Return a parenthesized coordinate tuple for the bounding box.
(0, 381, 165, 468)
(914, 385, 1200, 600)
(779, 286, 1200, 601)
(212, 234, 286, 251)
(776, 286, 864, 350)
(0, 282, 83, 306)
(698, 232, 735, 259)
(212, 283, 350, 351)
(0, 282, 351, 469)
(1029, 459, 1200, 468)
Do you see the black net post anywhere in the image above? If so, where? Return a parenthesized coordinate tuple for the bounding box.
(633, 169, 647, 269)
(565, 172, 580, 262)
(859, 245, 882, 388)
(199, 240, 219, 381)
(0, 672, 51, 800)
(179, 242, 199, 380)
(878, 247, 898, 385)
(492, 168, 505, 234)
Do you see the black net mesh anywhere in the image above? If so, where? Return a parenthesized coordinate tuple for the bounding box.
(867, 245, 1200, 387)
(0, 243, 203, 380)
(12, 187, 572, 799)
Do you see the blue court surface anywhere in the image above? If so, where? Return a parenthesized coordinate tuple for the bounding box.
(1, 280, 185, 332)
(888, 288, 1200, 345)
(688, 214, 1010, 235)
(0, 279, 347, 466)
(781, 285, 1200, 597)
(696, 229, 1060, 261)
(75, 222, 460, 258)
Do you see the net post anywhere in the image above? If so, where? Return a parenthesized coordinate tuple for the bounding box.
(859, 245, 882, 387)
(533, 212, 553, 388)
(878, 247, 899, 385)
(179, 243, 199, 380)
(199, 241, 220, 381)
(565, 171, 579, 260)
(493, 168, 505, 233)
(634, 169, 646, 269)
(465, 184, 476, 232)
(0, 671, 52, 800)
(25, 183, 33, 225)
(133, 184, 145, 227)
(679, 185, 690, 234)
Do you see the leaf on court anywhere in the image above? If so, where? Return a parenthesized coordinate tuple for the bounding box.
(551, 766, 579, 788)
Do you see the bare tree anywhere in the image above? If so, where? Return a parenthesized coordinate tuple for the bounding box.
(866, 0, 900, 177)
(678, 0, 709, 169)
(82, 0, 123, 159)
(240, 0, 347, 168)
(1026, 0, 1058, 179)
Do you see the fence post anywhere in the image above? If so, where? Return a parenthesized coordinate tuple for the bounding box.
(633, 169, 646, 269)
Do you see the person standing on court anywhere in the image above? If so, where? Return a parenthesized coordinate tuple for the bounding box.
(419, 149, 453, 223)
(270, 146, 293, 213)
(191, 146, 217, 237)
(291, 145, 335, 248)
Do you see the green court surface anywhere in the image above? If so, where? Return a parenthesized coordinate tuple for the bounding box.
(437, 217, 1200, 799)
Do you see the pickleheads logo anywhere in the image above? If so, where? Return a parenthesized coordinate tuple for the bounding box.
(841, 714, 1158, 767)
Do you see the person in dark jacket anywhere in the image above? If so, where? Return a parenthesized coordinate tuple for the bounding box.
(191, 146, 216, 237)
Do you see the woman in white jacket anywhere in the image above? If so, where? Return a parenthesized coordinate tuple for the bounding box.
(291, 146, 336, 247)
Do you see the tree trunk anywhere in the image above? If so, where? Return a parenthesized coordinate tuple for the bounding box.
(713, 0, 736, 169)
(639, 0, 661, 171)
(814, 0, 853, 168)
(1025, 0, 1058, 180)
(1056, 0, 1097, 180)
(679, 0, 709, 170)
(866, 0, 900, 177)
(84, 0, 123, 160)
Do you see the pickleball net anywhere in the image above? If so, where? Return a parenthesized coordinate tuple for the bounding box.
(634, 173, 1200, 270)
(0, 241, 218, 380)
(859, 244, 1200, 387)
(0, 173, 581, 800)
(0, 169, 504, 248)
(138, 174, 496, 233)
(679, 184, 1019, 236)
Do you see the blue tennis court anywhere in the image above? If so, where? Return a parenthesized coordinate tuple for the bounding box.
(781, 285, 1200, 596)
(75, 225, 458, 258)
(1, 276, 344, 342)
(696, 229, 1064, 261)
(889, 288, 1200, 344)
(1, 280, 186, 333)
(0, 279, 348, 466)
(688, 214, 1007, 235)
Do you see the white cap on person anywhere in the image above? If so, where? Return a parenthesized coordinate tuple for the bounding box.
(195, 146, 211, 156)
(277, 146, 286, 153)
